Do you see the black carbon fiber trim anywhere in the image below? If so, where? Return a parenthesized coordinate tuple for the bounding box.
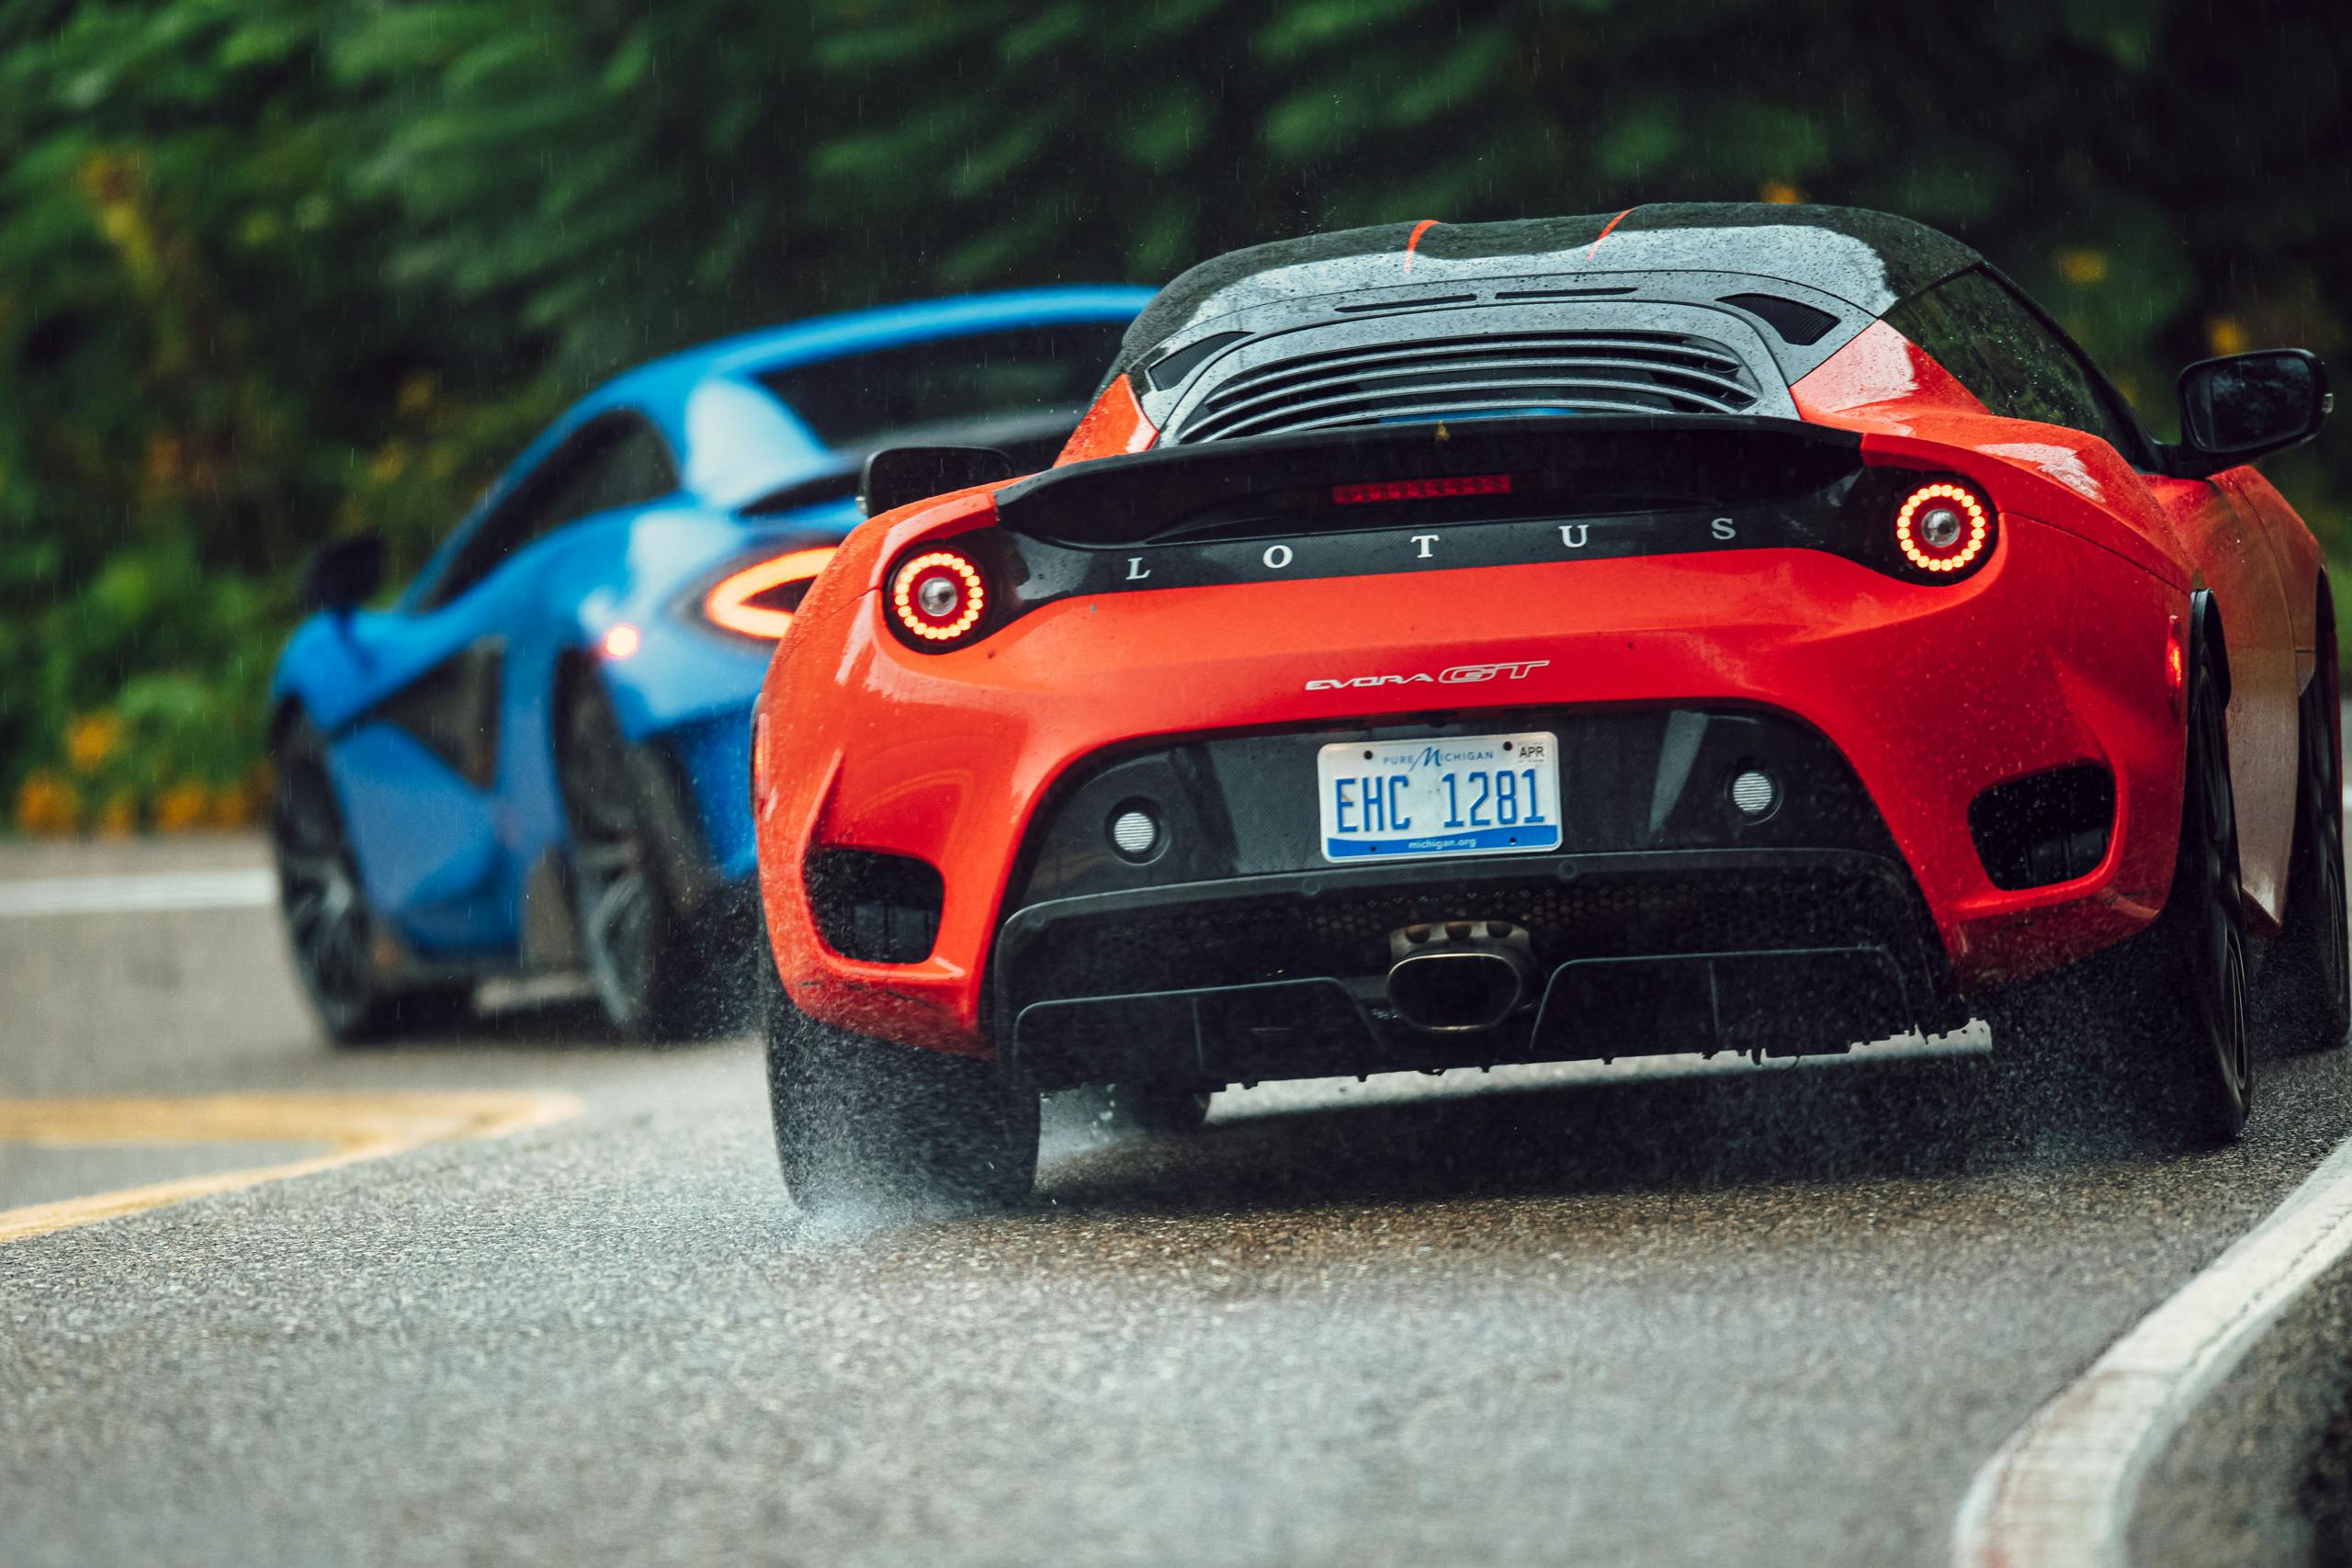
(991, 850, 1959, 1089)
(1010, 706, 1898, 909)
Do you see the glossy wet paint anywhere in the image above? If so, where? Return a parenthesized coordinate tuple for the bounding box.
(271, 288, 1152, 966)
(752, 206, 2324, 1063)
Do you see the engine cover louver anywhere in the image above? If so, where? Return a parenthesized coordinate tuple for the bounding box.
(1170, 330, 1763, 443)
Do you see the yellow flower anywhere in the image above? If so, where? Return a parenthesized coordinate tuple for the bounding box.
(96, 789, 138, 838)
(76, 152, 163, 293)
(210, 772, 270, 829)
(369, 441, 410, 486)
(64, 711, 124, 773)
(154, 781, 212, 833)
(2056, 248, 2109, 286)
(2207, 315, 2249, 356)
(145, 434, 184, 491)
(1758, 181, 1804, 206)
(397, 374, 438, 418)
(14, 772, 81, 835)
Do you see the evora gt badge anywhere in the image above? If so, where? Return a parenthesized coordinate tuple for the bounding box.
(1303, 660, 1549, 692)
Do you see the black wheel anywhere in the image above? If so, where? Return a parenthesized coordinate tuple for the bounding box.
(2259, 592, 2349, 1054)
(1988, 651, 2253, 1144)
(763, 961, 1039, 1213)
(271, 716, 470, 1044)
(558, 677, 732, 1041)
(2158, 652, 2257, 1137)
(1096, 1083, 1213, 1135)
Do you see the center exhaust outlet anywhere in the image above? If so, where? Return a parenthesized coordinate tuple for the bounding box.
(1385, 919, 1537, 1032)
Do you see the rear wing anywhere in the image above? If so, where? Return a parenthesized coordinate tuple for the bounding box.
(991, 414, 1862, 548)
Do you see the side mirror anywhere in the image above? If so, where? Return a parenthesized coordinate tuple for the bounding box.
(300, 532, 385, 615)
(2174, 348, 2331, 475)
(860, 446, 1016, 516)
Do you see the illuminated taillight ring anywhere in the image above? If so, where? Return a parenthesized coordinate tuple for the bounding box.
(889, 549, 988, 645)
(1894, 481, 1993, 575)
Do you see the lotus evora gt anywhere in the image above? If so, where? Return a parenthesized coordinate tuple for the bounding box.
(269, 287, 1149, 1042)
(752, 205, 2342, 1208)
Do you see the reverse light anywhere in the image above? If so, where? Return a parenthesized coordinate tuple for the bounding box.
(1109, 806, 1160, 860)
(1729, 769, 1779, 818)
(705, 547, 839, 640)
(601, 622, 641, 660)
(889, 548, 988, 646)
(1894, 481, 1992, 574)
(1333, 473, 1512, 505)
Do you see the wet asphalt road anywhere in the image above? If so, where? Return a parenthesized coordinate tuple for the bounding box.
(5, 835, 2352, 1566)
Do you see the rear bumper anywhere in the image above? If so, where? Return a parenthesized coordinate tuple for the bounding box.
(992, 705, 1961, 1084)
(646, 700, 760, 889)
(755, 516, 2189, 1056)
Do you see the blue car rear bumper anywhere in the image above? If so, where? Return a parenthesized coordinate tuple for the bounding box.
(657, 699, 761, 887)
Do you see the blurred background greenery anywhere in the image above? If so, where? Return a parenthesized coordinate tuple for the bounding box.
(3, 0, 2346, 830)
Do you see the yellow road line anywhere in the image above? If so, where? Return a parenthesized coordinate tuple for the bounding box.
(0, 1091, 580, 1245)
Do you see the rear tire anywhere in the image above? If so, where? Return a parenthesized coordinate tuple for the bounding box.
(270, 716, 474, 1045)
(763, 961, 1039, 1214)
(1987, 652, 2254, 1145)
(558, 676, 735, 1041)
(2258, 593, 2349, 1054)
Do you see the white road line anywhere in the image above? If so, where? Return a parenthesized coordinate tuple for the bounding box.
(0, 869, 276, 919)
(1952, 1133, 2352, 1566)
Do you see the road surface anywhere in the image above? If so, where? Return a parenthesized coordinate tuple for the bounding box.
(4, 831, 2350, 1566)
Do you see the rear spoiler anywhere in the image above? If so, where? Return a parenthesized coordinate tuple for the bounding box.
(990, 414, 1862, 547)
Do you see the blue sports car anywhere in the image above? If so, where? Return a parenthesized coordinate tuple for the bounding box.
(268, 287, 1150, 1042)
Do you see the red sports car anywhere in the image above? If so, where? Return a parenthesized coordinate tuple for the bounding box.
(750, 203, 2342, 1210)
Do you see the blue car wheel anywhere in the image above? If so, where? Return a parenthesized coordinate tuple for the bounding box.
(558, 674, 745, 1040)
(270, 716, 473, 1044)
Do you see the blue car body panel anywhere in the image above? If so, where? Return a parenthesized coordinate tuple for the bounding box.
(271, 287, 1150, 965)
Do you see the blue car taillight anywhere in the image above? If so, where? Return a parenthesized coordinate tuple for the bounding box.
(701, 547, 839, 641)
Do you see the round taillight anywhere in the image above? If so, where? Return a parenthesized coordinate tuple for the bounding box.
(1894, 482, 1993, 575)
(888, 548, 988, 646)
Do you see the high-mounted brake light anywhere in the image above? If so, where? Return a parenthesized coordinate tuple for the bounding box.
(890, 548, 988, 646)
(1894, 481, 1992, 574)
(705, 547, 839, 639)
(1332, 473, 1512, 505)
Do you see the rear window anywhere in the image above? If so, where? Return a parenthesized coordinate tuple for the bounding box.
(1883, 269, 2143, 457)
(754, 321, 1130, 449)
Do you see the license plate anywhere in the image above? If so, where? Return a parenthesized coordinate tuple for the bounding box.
(1316, 731, 1562, 862)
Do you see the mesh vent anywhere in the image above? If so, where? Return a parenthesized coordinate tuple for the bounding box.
(1172, 330, 1761, 443)
(806, 848, 943, 964)
(1968, 766, 2116, 890)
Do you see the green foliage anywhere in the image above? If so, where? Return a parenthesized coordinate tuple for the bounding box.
(4, 0, 2349, 821)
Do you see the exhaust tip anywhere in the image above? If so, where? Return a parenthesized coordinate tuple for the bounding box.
(1385, 920, 1534, 1032)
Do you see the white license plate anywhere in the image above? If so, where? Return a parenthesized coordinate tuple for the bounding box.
(1316, 731, 1562, 863)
